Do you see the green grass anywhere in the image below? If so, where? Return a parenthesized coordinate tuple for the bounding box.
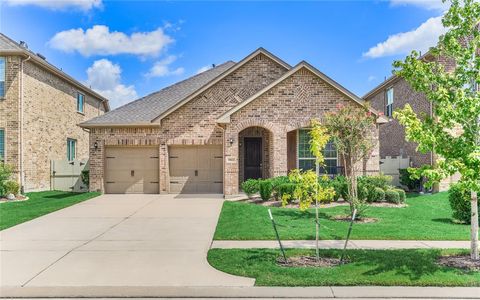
(214, 192, 470, 240)
(208, 248, 480, 286)
(0, 191, 100, 230)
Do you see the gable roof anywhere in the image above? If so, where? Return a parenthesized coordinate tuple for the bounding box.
(80, 61, 236, 127)
(0, 33, 110, 111)
(217, 61, 388, 124)
(150, 47, 291, 123)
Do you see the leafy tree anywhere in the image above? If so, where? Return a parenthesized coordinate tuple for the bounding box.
(322, 105, 378, 215)
(393, 0, 480, 259)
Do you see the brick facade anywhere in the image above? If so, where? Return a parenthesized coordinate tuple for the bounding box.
(87, 52, 380, 195)
(0, 54, 107, 192)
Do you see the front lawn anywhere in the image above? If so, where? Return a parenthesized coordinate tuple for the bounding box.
(214, 192, 470, 240)
(0, 191, 100, 230)
(208, 248, 480, 286)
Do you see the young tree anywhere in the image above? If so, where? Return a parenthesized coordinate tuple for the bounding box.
(393, 0, 480, 260)
(322, 105, 378, 215)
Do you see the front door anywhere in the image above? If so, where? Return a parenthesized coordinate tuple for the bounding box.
(244, 137, 262, 180)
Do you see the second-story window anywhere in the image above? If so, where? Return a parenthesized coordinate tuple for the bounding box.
(77, 92, 85, 113)
(0, 57, 5, 98)
(385, 87, 394, 117)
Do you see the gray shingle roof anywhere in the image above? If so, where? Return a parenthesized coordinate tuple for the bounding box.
(0, 33, 24, 51)
(81, 61, 236, 126)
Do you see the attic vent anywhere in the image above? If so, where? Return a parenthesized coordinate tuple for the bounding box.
(212, 64, 216, 68)
(19, 41, 28, 49)
(37, 53, 46, 60)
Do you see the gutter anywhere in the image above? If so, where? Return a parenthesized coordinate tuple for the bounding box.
(20, 55, 31, 192)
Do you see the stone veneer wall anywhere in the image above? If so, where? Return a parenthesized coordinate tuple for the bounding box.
(0, 56, 21, 181)
(4, 58, 106, 191)
(224, 68, 380, 195)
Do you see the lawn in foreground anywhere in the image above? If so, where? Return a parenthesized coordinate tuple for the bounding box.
(0, 191, 100, 230)
(208, 248, 480, 286)
(214, 192, 470, 240)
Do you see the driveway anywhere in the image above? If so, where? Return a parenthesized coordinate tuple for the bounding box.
(0, 194, 254, 288)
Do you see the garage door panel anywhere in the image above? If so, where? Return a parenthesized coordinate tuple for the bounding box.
(168, 145, 223, 194)
(105, 147, 159, 194)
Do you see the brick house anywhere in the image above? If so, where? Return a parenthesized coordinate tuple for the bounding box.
(0, 33, 109, 192)
(363, 53, 461, 191)
(81, 48, 385, 195)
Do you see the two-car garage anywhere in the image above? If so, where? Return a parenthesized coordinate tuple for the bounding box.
(104, 145, 223, 194)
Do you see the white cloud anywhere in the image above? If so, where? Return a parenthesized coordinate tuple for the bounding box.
(363, 16, 447, 58)
(85, 59, 138, 108)
(368, 75, 377, 82)
(146, 55, 184, 77)
(5, 0, 102, 10)
(49, 25, 173, 57)
(196, 65, 211, 74)
(390, 0, 449, 11)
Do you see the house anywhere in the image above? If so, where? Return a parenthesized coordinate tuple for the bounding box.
(363, 53, 461, 191)
(0, 33, 110, 192)
(81, 48, 385, 195)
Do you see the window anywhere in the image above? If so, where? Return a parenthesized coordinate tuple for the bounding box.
(0, 57, 5, 98)
(385, 87, 394, 117)
(77, 92, 84, 113)
(0, 129, 4, 161)
(297, 129, 338, 175)
(67, 138, 76, 161)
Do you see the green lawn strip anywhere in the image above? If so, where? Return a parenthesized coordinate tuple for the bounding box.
(208, 248, 480, 287)
(214, 192, 470, 240)
(0, 191, 100, 230)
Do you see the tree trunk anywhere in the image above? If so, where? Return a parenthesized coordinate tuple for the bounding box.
(471, 190, 479, 260)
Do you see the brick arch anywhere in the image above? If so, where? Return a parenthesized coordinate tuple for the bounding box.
(233, 119, 278, 135)
(285, 119, 312, 132)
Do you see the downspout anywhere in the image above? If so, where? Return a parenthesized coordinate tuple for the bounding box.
(19, 55, 31, 193)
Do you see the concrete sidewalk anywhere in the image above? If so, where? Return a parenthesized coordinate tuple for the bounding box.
(1, 286, 479, 298)
(211, 240, 470, 249)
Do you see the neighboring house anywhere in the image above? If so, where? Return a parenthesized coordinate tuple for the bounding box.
(81, 48, 385, 195)
(363, 54, 461, 191)
(0, 33, 109, 192)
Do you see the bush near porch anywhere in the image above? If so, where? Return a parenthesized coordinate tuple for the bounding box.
(215, 192, 471, 240)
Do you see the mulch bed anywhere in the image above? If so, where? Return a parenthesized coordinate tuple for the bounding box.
(277, 255, 348, 267)
(437, 255, 480, 271)
(242, 197, 406, 209)
(0, 195, 28, 202)
(330, 215, 378, 223)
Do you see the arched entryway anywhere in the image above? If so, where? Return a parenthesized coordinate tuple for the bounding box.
(238, 126, 273, 186)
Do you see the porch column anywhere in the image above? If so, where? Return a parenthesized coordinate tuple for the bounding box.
(224, 127, 239, 195)
(272, 131, 288, 177)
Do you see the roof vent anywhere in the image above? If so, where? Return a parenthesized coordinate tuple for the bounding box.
(36, 53, 46, 60)
(19, 41, 28, 49)
(212, 64, 216, 68)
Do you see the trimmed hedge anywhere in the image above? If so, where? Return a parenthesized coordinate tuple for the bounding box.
(385, 189, 401, 204)
(259, 180, 273, 201)
(368, 187, 385, 202)
(241, 179, 259, 198)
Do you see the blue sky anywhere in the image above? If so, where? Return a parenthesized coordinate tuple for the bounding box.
(0, 0, 448, 108)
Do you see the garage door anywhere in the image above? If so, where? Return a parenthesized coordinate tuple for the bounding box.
(105, 147, 159, 194)
(169, 145, 223, 194)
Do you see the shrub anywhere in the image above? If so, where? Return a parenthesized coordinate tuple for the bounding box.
(276, 183, 296, 203)
(358, 174, 392, 191)
(241, 179, 259, 198)
(259, 179, 273, 201)
(4, 180, 20, 195)
(399, 168, 421, 191)
(270, 176, 290, 200)
(385, 189, 401, 204)
(394, 188, 406, 203)
(0, 163, 13, 196)
(81, 170, 89, 187)
(368, 187, 385, 202)
(449, 183, 479, 224)
(357, 182, 369, 202)
(331, 175, 349, 201)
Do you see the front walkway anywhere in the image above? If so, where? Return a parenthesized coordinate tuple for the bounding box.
(212, 240, 470, 249)
(0, 194, 254, 289)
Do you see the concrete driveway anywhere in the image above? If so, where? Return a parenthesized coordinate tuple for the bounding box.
(0, 194, 254, 288)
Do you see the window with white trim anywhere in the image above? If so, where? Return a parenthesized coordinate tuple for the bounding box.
(77, 92, 84, 113)
(385, 87, 394, 117)
(297, 129, 338, 174)
(0, 57, 5, 98)
(67, 138, 76, 161)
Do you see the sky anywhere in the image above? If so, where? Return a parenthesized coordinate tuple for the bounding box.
(0, 0, 449, 109)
